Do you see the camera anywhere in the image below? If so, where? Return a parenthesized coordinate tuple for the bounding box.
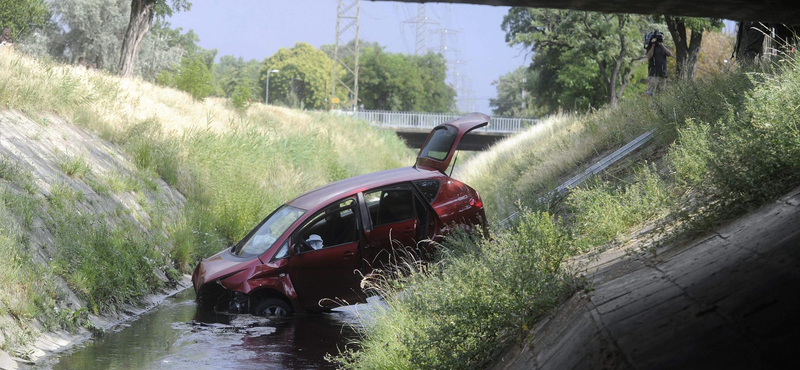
(645, 30, 664, 49)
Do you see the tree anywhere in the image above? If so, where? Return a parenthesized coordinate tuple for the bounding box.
(260, 42, 335, 109)
(489, 66, 541, 118)
(118, 0, 190, 77)
(413, 52, 457, 112)
(661, 16, 723, 79)
(0, 0, 49, 40)
(20, 1, 188, 80)
(358, 45, 421, 111)
(357, 45, 455, 112)
(156, 48, 215, 100)
(214, 55, 261, 101)
(503, 8, 647, 109)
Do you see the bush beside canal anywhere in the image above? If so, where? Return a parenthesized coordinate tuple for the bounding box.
(335, 56, 800, 369)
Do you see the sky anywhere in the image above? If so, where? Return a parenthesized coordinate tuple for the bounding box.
(167, 0, 529, 114)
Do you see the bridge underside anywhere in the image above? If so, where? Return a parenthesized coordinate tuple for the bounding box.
(385, 128, 509, 151)
(378, 1, 797, 24)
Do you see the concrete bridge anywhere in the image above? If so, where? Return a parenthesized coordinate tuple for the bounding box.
(379, 1, 798, 24)
(340, 110, 537, 151)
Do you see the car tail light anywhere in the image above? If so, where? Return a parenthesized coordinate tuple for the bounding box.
(469, 197, 482, 208)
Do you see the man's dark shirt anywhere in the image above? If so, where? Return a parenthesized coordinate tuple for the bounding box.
(648, 44, 668, 77)
(0, 35, 12, 44)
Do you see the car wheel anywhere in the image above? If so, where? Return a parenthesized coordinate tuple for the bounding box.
(251, 298, 292, 317)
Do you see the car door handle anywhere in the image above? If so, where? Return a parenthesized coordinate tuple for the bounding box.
(343, 251, 355, 258)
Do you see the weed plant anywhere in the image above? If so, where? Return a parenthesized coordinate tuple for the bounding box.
(56, 154, 92, 179)
(335, 213, 576, 369)
(338, 56, 800, 369)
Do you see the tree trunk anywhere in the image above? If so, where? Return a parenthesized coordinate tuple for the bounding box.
(118, 0, 156, 77)
(665, 16, 704, 80)
(685, 31, 703, 80)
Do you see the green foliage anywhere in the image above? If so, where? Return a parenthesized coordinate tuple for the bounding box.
(260, 42, 334, 109)
(121, 119, 180, 186)
(335, 212, 575, 370)
(49, 209, 169, 313)
(157, 50, 215, 100)
(358, 46, 456, 112)
(2, 190, 41, 230)
(0, 0, 49, 40)
(18, 1, 194, 79)
(0, 157, 37, 194)
(230, 83, 252, 110)
(503, 8, 649, 111)
(489, 66, 542, 118)
(569, 166, 671, 251)
(56, 153, 92, 179)
(214, 55, 262, 103)
(104, 171, 142, 193)
(0, 198, 65, 342)
(669, 61, 800, 216)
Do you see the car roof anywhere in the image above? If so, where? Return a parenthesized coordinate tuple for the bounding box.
(287, 166, 442, 211)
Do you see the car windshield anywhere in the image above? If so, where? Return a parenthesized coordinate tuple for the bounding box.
(232, 205, 305, 257)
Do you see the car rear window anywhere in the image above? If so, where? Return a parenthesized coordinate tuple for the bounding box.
(419, 126, 457, 161)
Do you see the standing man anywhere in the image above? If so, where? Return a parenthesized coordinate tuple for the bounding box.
(646, 31, 673, 95)
(0, 27, 14, 46)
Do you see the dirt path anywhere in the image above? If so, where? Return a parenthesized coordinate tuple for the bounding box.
(492, 186, 800, 370)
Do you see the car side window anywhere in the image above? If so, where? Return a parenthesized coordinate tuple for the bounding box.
(296, 197, 359, 252)
(365, 189, 414, 227)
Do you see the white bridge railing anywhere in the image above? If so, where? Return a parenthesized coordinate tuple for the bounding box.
(334, 110, 538, 134)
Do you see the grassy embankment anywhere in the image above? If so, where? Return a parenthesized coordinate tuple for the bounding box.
(0, 49, 411, 355)
(335, 56, 800, 369)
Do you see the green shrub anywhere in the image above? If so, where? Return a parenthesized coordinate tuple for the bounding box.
(335, 212, 575, 370)
(568, 165, 671, 251)
(56, 154, 91, 179)
(157, 54, 214, 100)
(49, 211, 169, 313)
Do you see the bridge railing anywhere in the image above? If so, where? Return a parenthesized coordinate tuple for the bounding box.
(333, 110, 538, 134)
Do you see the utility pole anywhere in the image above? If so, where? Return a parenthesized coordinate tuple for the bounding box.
(404, 4, 437, 55)
(331, 0, 360, 110)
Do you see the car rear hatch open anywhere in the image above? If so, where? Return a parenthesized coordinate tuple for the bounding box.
(414, 112, 490, 174)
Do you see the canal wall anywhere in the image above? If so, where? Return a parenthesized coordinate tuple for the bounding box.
(491, 186, 800, 370)
(0, 110, 187, 370)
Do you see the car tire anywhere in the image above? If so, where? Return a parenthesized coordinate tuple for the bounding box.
(251, 298, 292, 317)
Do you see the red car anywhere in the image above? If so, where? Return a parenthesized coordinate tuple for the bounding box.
(192, 113, 488, 315)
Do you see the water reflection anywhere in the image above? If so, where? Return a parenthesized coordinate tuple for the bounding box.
(41, 290, 361, 370)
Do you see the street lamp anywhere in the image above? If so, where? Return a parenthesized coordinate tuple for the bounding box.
(265, 69, 279, 105)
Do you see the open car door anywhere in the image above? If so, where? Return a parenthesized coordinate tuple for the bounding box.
(414, 112, 490, 173)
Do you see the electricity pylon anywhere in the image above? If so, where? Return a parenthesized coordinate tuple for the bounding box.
(331, 0, 360, 110)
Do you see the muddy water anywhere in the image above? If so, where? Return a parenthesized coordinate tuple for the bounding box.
(39, 290, 368, 370)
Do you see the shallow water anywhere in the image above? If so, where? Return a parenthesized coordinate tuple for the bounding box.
(38, 289, 366, 370)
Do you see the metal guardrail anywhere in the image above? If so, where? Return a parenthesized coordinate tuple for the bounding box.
(334, 109, 538, 134)
(500, 129, 657, 227)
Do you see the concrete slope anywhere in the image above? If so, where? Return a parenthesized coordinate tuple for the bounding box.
(492, 186, 800, 370)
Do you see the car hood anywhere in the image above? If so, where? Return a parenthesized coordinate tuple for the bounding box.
(192, 250, 261, 292)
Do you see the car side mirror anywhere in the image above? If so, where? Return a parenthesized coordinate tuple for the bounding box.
(291, 243, 301, 255)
